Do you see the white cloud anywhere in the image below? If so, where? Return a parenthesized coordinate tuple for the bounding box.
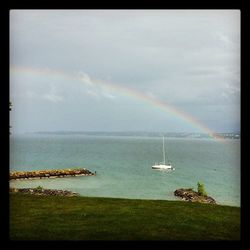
(85, 90, 100, 99)
(102, 91, 116, 99)
(145, 91, 157, 100)
(79, 72, 93, 86)
(42, 93, 63, 103)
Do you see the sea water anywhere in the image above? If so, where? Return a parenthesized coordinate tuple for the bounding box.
(10, 134, 240, 207)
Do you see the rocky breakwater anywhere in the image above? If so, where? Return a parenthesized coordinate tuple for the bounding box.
(174, 188, 216, 204)
(10, 168, 95, 180)
(10, 187, 79, 197)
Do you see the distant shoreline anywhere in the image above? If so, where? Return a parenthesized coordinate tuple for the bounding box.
(18, 131, 240, 140)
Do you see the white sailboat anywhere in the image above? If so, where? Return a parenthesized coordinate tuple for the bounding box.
(152, 136, 174, 170)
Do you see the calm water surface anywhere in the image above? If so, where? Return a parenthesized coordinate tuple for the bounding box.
(10, 135, 240, 207)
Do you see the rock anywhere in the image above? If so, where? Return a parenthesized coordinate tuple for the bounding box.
(174, 188, 216, 204)
(10, 187, 79, 197)
(10, 188, 18, 193)
(10, 168, 95, 180)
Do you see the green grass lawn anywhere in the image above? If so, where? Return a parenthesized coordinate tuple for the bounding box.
(10, 193, 240, 240)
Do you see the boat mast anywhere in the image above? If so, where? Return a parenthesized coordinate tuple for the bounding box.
(163, 136, 166, 164)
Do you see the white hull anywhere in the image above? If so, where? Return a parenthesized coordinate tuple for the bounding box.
(152, 164, 174, 170)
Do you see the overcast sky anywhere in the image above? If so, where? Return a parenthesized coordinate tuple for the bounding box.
(10, 10, 240, 134)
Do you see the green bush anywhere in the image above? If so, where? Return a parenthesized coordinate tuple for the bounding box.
(34, 186, 43, 191)
(197, 182, 207, 196)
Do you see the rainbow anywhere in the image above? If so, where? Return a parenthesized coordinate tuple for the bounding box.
(10, 65, 224, 141)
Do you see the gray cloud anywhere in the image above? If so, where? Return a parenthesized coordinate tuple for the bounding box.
(10, 10, 240, 133)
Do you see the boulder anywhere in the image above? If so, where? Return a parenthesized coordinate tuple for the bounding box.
(174, 188, 216, 204)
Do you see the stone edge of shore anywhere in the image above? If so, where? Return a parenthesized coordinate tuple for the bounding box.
(10, 168, 96, 180)
(10, 187, 79, 197)
(174, 188, 216, 204)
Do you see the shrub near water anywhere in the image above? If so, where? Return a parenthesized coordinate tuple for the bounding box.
(197, 182, 207, 196)
(34, 186, 43, 191)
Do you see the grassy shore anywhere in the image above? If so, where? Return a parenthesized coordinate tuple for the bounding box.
(10, 193, 240, 240)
